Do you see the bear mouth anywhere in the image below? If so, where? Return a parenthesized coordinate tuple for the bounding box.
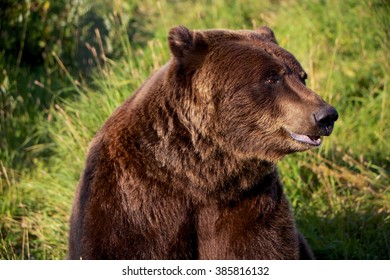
(288, 131, 322, 146)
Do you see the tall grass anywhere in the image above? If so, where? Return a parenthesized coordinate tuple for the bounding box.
(0, 0, 389, 259)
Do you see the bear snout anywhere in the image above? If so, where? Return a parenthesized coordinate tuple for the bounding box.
(313, 105, 338, 136)
(285, 104, 338, 147)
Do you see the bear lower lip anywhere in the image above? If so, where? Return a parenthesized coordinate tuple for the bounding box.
(288, 131, 322, 146)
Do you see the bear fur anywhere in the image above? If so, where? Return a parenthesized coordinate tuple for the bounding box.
(68, 26, 338, 260)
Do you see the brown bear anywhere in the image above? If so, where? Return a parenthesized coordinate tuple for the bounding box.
(68, 26, 338, 259)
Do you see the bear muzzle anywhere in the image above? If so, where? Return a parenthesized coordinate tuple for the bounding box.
(288, 105, 338, 147)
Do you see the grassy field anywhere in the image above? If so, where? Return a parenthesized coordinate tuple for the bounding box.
(0, 0, 389, 259)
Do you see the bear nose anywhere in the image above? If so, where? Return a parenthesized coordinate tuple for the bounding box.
(313, 106, 338, 135)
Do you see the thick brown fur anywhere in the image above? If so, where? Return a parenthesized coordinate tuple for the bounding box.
(68, 26, 338, 259)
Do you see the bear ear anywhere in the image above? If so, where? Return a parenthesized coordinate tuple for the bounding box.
(168, 26, 208, 67)
(256, 26, 278, 45)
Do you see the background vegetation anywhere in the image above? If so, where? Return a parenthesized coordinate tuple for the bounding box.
(0, 0, 389, 259)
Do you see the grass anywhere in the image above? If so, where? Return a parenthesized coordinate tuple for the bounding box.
(0, 0, 389, 259)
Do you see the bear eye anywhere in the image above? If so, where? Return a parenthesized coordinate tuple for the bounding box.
(299, 72, 308, 85)
(266, 75, 281, 84)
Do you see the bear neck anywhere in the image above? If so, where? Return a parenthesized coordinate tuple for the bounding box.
(137, 92, 277, 204)
(108, 66, 280, 204)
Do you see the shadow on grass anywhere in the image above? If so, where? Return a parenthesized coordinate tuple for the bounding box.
(297, 207, 390, 260)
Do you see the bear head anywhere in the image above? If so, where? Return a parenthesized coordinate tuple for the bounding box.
(167, 26, 338, 162)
